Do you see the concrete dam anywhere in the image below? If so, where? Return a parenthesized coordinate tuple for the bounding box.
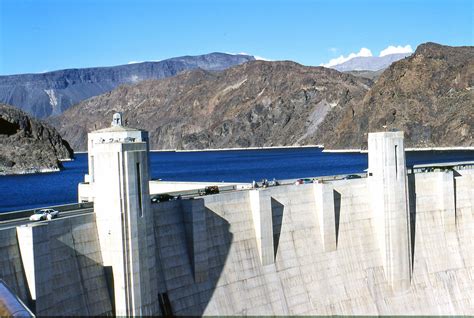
(0, 114, 473, 316)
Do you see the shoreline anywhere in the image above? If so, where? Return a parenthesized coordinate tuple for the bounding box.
(322, 149, 362, 153)
(73, 145, 474, 155)
(405, 146, 474, 151)
(0, 167, 60, 176)
(324, 146, 474, 154)
(170, 144, 324, 152)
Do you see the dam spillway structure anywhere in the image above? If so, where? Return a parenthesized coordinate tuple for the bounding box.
(0, 115, 473, 316)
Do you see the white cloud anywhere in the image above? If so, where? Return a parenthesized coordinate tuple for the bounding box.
(320, 47, 373, 67)
(254, 55, 271, 61)
(329, 47, 338, 54)
(379, 45, 413, 57)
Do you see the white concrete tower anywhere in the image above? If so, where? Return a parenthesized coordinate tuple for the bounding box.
(88, 113, 156, 316)
(368, 131, 412, 291)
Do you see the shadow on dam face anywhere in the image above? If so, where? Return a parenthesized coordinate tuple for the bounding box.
(153, 200, 233, 316)
(271, 198, 284, 259)
(333, 190, 341, 247)
(408, 173, 417, 271)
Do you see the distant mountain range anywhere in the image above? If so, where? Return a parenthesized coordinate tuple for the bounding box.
(0, 53, 255, 118)
(331, 53, 411, 72)
(50, 61, 372, 151)
(50, 42, 473, 152)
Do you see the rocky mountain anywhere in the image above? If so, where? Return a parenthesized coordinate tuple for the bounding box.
(0, 103, 74, 175)
(332, 53, 411, 72)
(50, 61, 372, 151)
(50, 42, 472, 151)
(314, 42, 474, 149)
(344, 69, 385, 81)
(0, 53, 255, 118)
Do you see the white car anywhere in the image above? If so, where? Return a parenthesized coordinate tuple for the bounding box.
(29, 209, 59, 221)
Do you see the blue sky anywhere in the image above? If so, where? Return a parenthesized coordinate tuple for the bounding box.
(0, 0, 472, 75)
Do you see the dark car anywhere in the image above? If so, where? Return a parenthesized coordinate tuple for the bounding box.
(204, 186, 219, 195)
(344, 174, 362, 180)
(295, 178, 313, 185)
(151, 194, 174, 203)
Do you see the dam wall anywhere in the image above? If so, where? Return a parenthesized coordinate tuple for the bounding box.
(0, 227, 29, 304)
(150, 169, 473, 315)
(1, 214, 113, 316)
(0, 167, 473, 315)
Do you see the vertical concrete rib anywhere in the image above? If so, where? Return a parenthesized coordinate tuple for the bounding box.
(182, 199, 208, 283)
(437, 171, 456, 230)
(249, 190, 274, 266)
(314, 182, 337, 251)
(16, 224, 52, 314)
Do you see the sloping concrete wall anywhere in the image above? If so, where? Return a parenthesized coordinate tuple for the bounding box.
(3, 214, 113, 316)
(150, 169, 474, 315)
(0, 228, 29, 304)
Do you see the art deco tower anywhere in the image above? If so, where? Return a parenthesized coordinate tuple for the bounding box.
(87, 113, 157, 315)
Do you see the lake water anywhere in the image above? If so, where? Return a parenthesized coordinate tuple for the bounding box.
(0, 147, 473, 213)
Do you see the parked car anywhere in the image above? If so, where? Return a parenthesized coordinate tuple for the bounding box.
(151, 194, 174, 203)
(203, 186, 219, 195)
(294, 178, 313, 185)
(29, 209, 59, 221)
(344, 174, 362, 180)
(268, 178, 279, 186)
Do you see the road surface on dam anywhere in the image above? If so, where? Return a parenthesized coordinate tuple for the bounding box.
(0, 207, 93, 229)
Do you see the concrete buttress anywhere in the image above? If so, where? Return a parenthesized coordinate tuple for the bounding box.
(314, 182, 337, 251)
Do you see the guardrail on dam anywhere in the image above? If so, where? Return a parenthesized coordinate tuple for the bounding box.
(0, 116, 472, 316)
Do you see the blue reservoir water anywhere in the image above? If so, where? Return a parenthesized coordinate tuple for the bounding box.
(0, 147, 473, 213)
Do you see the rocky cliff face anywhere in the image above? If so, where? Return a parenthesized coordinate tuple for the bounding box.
(0, 53, 254, 118)
(316, 43, 474, 149)
(51, 61, 372, 151)
(0, 103, 73, 175)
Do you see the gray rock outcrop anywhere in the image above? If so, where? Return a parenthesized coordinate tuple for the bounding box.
(0, 103, 74, 175)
